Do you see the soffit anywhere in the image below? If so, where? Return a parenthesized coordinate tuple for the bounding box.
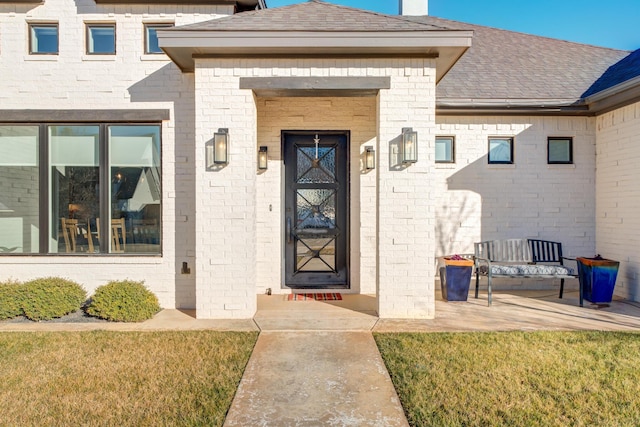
(239, 76, 391, 97)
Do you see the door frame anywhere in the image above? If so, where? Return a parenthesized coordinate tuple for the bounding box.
(281, 130, 350, 289)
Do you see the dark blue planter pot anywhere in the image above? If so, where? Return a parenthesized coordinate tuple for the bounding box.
(440, 262, 473, 302)
(577, 257, 619, 306)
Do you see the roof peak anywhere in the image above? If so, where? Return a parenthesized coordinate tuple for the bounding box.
(175, 0, 453, 32)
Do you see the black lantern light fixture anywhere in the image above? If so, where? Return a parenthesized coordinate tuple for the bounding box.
(213, 128, 229, 165)
(364, 146, 375, 170)
(258, 146, 268, 170)
(401, 127, 418, 163)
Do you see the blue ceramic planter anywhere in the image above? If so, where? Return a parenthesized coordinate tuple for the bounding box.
(577, 257, 619, 306)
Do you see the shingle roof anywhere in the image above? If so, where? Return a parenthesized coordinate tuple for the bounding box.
(404, 16, 630, 104)
(175, 0, 450, 32)
(170, 1, 637, 106)
(582, 49, 640, 98)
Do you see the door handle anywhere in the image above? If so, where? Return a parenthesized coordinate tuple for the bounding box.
(286, 217, 292, 243)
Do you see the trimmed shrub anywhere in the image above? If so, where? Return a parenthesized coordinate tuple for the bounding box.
(21, 277, 87, 321)
(0, 280, 25, 320)
(86, 280, 160, 322)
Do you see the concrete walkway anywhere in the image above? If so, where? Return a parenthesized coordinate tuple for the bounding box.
(223, 331, 408, 427)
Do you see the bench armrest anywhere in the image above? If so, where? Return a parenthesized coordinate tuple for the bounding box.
(441, 253, 475, 260)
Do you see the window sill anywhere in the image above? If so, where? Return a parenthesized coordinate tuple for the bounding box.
(24, 55, 58, 61)
(435, 163, 457, 170)
(82, 55, 117, 61)
(547, 163, 576, 169)
(0, 254, 163, 264)
(487, 163, 516, 169)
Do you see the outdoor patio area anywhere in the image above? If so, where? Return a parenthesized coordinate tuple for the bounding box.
(255, 290, 640, 333)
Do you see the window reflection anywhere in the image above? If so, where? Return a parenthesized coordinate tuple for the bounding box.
(49, 126, 100, 253)
(0, 126, 40, 253)
(109, 126, 161, 254)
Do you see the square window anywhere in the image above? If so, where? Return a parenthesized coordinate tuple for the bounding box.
(144, 24, 172, 54)
(435, 136, 455, 163)
(548, 137, 573, 164)
(30, 24, 58, 54)
(488, 137, 514, 164)
(87, 24, 115, 54)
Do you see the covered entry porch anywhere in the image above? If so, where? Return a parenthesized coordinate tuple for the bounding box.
(159, 0, 473, 319)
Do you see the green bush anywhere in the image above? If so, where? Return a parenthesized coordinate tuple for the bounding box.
(21, 277, 87, 321)
(86, 280, 160, 322)
(0, 280, 25, 320)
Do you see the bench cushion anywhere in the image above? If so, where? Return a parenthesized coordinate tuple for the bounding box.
(479, 264, 575, 276)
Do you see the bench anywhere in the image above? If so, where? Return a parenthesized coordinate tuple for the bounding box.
(474, 239, 577, 306)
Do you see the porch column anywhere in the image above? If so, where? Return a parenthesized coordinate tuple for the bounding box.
(194, 60, 257, 319)
(376, 59, 436, 318)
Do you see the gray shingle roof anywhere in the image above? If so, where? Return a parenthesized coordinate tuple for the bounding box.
(582, 49, 640, 98)
(404, 16, 629, 104)
(174, 0, 450, 32)
(171, 1, 636, 105)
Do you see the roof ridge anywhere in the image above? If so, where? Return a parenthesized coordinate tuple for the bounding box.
(303, 0, 452, 31)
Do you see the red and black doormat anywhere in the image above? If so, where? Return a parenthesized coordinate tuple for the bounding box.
(286, 293, 343, 301)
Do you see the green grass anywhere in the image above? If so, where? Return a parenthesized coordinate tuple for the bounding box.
(0, 331, 258, 426)
(375, 331, 640, 427)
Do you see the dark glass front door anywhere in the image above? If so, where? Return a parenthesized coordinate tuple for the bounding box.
(283, 131, 349, 289)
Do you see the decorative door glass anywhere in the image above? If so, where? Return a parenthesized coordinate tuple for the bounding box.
(284, 132, 348, 288)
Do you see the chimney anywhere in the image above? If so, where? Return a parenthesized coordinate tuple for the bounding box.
(399, 0, 428, 16)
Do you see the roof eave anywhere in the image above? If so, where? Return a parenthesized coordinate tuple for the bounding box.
(436, 98, 591, 116)
(584, 75, 640, 114)
(158, 30, 473, 79)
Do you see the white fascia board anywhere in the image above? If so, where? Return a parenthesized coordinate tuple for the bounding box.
(160, 30, 473, 49)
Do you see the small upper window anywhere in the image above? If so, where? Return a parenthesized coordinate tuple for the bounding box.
(488, 137, 514, 164)
(435, 136, 455, 163)
(30, 24, 59, 55)
(144, 24, 173, 54)
(548, 137, 573, 164)
(87, 24, 116, 54)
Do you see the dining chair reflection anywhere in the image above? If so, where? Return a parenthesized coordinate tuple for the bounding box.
(92, 217, 127, 253)
(60, 218, 98, 253)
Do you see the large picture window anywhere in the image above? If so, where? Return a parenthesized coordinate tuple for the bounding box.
(109, 126, 161, 253)
(0, 123, 161, 256)
(0, 126, 40, 254)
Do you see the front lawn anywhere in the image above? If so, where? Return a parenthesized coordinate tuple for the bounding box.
(375, 331, 640, 426)
(0, 331, 258, 426)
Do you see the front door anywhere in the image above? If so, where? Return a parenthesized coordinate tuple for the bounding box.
(283, 131, 349, 289)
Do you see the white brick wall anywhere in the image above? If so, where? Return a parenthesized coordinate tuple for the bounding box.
(377, 59, 436, 318)
(596, 101, 640, 301)
(0, 0, 232, 309)
(435, 116, 597, 290)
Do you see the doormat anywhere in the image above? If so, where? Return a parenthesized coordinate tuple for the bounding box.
(286, 293, 343, 301)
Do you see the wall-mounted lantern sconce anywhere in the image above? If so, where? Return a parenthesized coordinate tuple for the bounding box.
(401, 127, 418, 163)
(213, 128, 229, 165)
(258, 146, 268, 170)
(364, 146, 375, 170)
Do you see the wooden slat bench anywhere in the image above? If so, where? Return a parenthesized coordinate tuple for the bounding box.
(474, 239, 577, 306)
